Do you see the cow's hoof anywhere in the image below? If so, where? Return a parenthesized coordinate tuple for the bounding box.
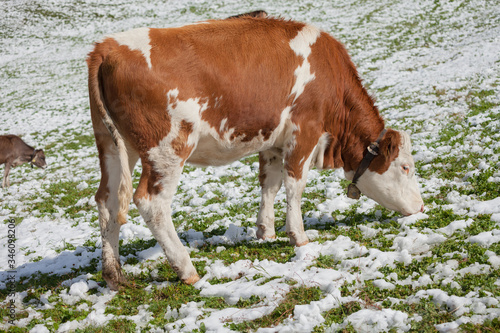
(183, 273, 200, 285)
(103, 273, 127, 291)
(295, 240, 309, 247)
(288, 231, 309, 247)
(257, 225, 276, 240)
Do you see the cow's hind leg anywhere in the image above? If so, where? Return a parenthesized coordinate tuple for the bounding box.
(134, 160, 199, 284)
(256, 149, 283, 240)
(95, 135, 138, 290)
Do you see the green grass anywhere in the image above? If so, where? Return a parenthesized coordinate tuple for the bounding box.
(229, 286, 323, 331)
(28, 180, 98, 218)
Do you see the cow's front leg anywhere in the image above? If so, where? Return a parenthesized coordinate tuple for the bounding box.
(2, 163, 11, 188)
(283, 134, 319, 247)
(283, 171, 309, 247)
(256, 149, 283, 240)
(134, 161, 199, 284)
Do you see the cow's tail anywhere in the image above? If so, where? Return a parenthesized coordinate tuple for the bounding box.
(87, 48, 133, 225)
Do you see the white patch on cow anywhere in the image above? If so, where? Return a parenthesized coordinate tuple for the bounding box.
(289, 25, 321, 103)
(310, 132, 331, 169)
(167, 88, 208, 147)
(213, 96, 223, 108)
(219, 118, 228, 133)
(107, 27, 152, 69)
(281, 119, 300, 159)
(275, 106, 294, 147)
(179, 20, 211, 27)
(189, 104, 295, 166)
(104, 153, 124, 214)
(147, 89, 208, 174)
(289, 25, 320, 59)
(348, 131, 424, 216)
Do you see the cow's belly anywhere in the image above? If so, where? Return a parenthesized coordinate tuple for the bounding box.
(187, 134, 273, 166)
(184, 106, 295, 167)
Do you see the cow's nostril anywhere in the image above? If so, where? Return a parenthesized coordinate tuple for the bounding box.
(420, 204, 424, 213)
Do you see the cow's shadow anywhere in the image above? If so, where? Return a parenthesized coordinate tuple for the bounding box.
(0, 247, 103, 296)
(0, 237, 178, 296)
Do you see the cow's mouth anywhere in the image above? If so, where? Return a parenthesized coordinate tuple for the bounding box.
(402, 204, 425, 216)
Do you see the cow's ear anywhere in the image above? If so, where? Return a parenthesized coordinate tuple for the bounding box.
(370, 129, 400, 173)
(379, 129, 400, 162)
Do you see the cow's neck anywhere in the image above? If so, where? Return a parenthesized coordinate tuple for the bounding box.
(323, 81, 385, 173)
(19, 147, 36, 164)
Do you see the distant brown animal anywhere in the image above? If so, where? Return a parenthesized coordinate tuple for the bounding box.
(0, 135, 47, 188)
(227, 10, 268, 19)
(88, 17, 424, 290)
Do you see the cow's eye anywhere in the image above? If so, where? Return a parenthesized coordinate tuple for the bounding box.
(401, 164, 410, 175)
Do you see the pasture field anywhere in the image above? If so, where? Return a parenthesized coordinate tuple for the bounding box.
(0, 0, 499, 332)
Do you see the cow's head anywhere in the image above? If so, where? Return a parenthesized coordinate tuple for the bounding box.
(31, 149, 47, 169)
(346, 130, 424, 216)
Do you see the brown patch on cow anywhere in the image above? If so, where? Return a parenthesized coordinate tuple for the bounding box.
(285, 133, 322, 179)
(117, 213, 127, 225)
(322, 136, 342, 169)
(92, 37, 173, 154)
(258, 153, 269, 186)
(94, 19, 307, 151)
(92, 132, 112, 205)
(133, 171, 151, 205)
(171, 120, 195, 162)
(133, 162, 164, 206)
(369, 129, 401, 174)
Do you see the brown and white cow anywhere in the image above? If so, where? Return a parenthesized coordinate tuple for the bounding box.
(87, 16, 424, 289)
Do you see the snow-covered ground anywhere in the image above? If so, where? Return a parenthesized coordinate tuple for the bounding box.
(0, 0, 499, 332)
